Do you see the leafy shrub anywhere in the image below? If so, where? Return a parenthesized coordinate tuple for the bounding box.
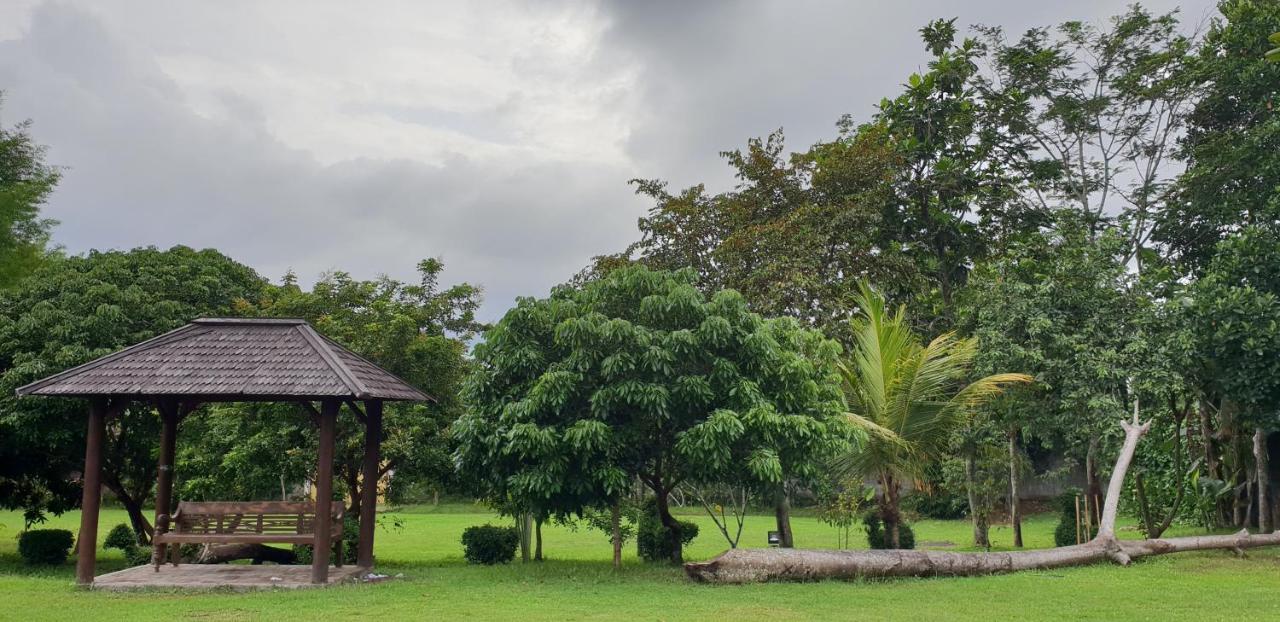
(460, 524, 520, 564)
(1053, 492, 1097, 547)
(103, 523, 151, 566)
(294, 517, 359, 565)
(18, 529, 74, 565)
(902, 490, 968, 520)
(636, 497, 699, 562)
(104, 524, 138, 551)
(863, 513, 915, 550)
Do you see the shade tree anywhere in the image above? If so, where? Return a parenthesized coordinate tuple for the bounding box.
(456, 266, 850, 563)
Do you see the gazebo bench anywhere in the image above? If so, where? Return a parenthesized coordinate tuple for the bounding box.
(152, 501, 345, 570)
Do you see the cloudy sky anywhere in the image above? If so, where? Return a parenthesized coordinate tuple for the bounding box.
(0, 0, 1213, 322)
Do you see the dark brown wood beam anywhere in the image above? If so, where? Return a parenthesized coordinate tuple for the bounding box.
(357, 399, 383, 568)
(311, 399, 339, 584)
(76, 398, 108, 586)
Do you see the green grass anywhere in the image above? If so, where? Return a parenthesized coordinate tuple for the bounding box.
(2, 504, 1278, 621)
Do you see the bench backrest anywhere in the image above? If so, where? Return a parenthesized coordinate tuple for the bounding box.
(172, 501, 344, 536)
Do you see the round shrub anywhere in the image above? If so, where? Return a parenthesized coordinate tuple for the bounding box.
(104, 524, 138, 551)
(636, 498, 699, 562)
(461, 524, 520, 565)
(863, 512, 915, 550)
(18, 529, 74, 565)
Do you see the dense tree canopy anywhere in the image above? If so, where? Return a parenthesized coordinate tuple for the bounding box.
(456, 266, 850, 562)
(0, 247, 266, 530)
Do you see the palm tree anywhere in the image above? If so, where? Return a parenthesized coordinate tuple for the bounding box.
(834, 283, 1032, 548)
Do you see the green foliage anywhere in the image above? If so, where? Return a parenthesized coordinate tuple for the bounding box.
(0, 246, 267, 527)
(1157, 0, 1280, 270)
(456, 265, 848, 560)
(16, 528, 72, 565)
(635, 498, 698, 563)
(181, 259, 480, 506)
(1053, 492, 1096, 547)
(104, 524, 137, 551)
(1191, 226, 1280, 429)
(863, 512, 915, 550)
(598, 122, 917, 342)
(815, 479, 874, 548)
(834, 282, 1029, 547)
(0, 97, 59, 288)
(460, 524, 520, 565)
(293, 518, 358, 566)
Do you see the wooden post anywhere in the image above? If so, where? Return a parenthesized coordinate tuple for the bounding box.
(152, 400, 179, 570)
(311, 399, 339, 584)
(76, 398, 108, 586)
(357, 399, 382, 568)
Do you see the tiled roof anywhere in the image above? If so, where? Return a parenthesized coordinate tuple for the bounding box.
(15, 318, 430, 402)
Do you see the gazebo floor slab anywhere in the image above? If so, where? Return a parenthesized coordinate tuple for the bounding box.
(92, 564, 372, 591)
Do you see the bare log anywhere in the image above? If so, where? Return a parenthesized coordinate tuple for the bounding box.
(684, 530, 1280, 583)
(685, 413, 1280, 583)
(194, 543, 298, 565)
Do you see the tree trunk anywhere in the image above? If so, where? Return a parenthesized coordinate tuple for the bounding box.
(883, 475, 901, 550)
(611, 501, 622, 570)
(1008, 429, 1022, 548)
(773, 484, 794, 548)
(964, 452, 989, 548)
(103, 475, 153, 544)
(1255, 427, 1271, 533)
(519, 513, 532, 562)
(534, 517, 544, 561)
(194, 543, 298, 565)
(684, 530, 1280, 583)
(685, 415, 1280, 583)
(1085, 435, 1102, 526)
(654, 488, 683, 565)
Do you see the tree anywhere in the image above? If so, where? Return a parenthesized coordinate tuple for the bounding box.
(964, 212, 1137, 532)
(0, 247, 266, 534)
(456, 266, 850, 563)
(980, 7, 1200, 265)
(1155, 0, 1280, 271)
(619, 123, 916, 342)
(182, 259, 481, 521)
(834, 282, 1030, 549)
(1191, 225, 1280, 531)
(0, 96, 59, 288)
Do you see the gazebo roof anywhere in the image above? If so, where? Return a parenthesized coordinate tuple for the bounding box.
(15, 318, 430, 402)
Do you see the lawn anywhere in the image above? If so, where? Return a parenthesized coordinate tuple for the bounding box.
(2, 504, 1278, 621)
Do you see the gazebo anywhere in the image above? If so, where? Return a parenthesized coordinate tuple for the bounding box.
(15, 318, 430, 587)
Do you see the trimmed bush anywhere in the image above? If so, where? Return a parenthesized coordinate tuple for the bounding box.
(461, 524, 519, 565)
(18, 529, 74, 565)
(294, 517, 359, 565)
(636, 498, 699, 562)
(863, 512, 915, 550)
(104, 524, 138, 551)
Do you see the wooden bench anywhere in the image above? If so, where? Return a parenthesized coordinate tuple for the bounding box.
(152, 501, 344, 570)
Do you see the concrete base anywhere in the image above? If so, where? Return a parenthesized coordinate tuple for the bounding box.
(92, 564, 372, 591)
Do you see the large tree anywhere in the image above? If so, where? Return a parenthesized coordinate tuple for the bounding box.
(0, 247, 266, 532)
(456, 266, 850, 563)
(181, 259, 482, 521)
(0, 96, 59, 288)
(1156, 0, 1280, 271)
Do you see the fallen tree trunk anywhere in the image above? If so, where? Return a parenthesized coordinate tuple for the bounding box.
(686, 411, 1280, 584)
(193, 543, 299, 565)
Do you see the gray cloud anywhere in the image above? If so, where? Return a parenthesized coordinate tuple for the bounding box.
(0, 0, 1215, 322)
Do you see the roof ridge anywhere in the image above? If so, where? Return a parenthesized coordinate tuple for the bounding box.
(15, 324, 209, 397)
(293, 325, 370, 398)
(313, 332, 433, 403)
